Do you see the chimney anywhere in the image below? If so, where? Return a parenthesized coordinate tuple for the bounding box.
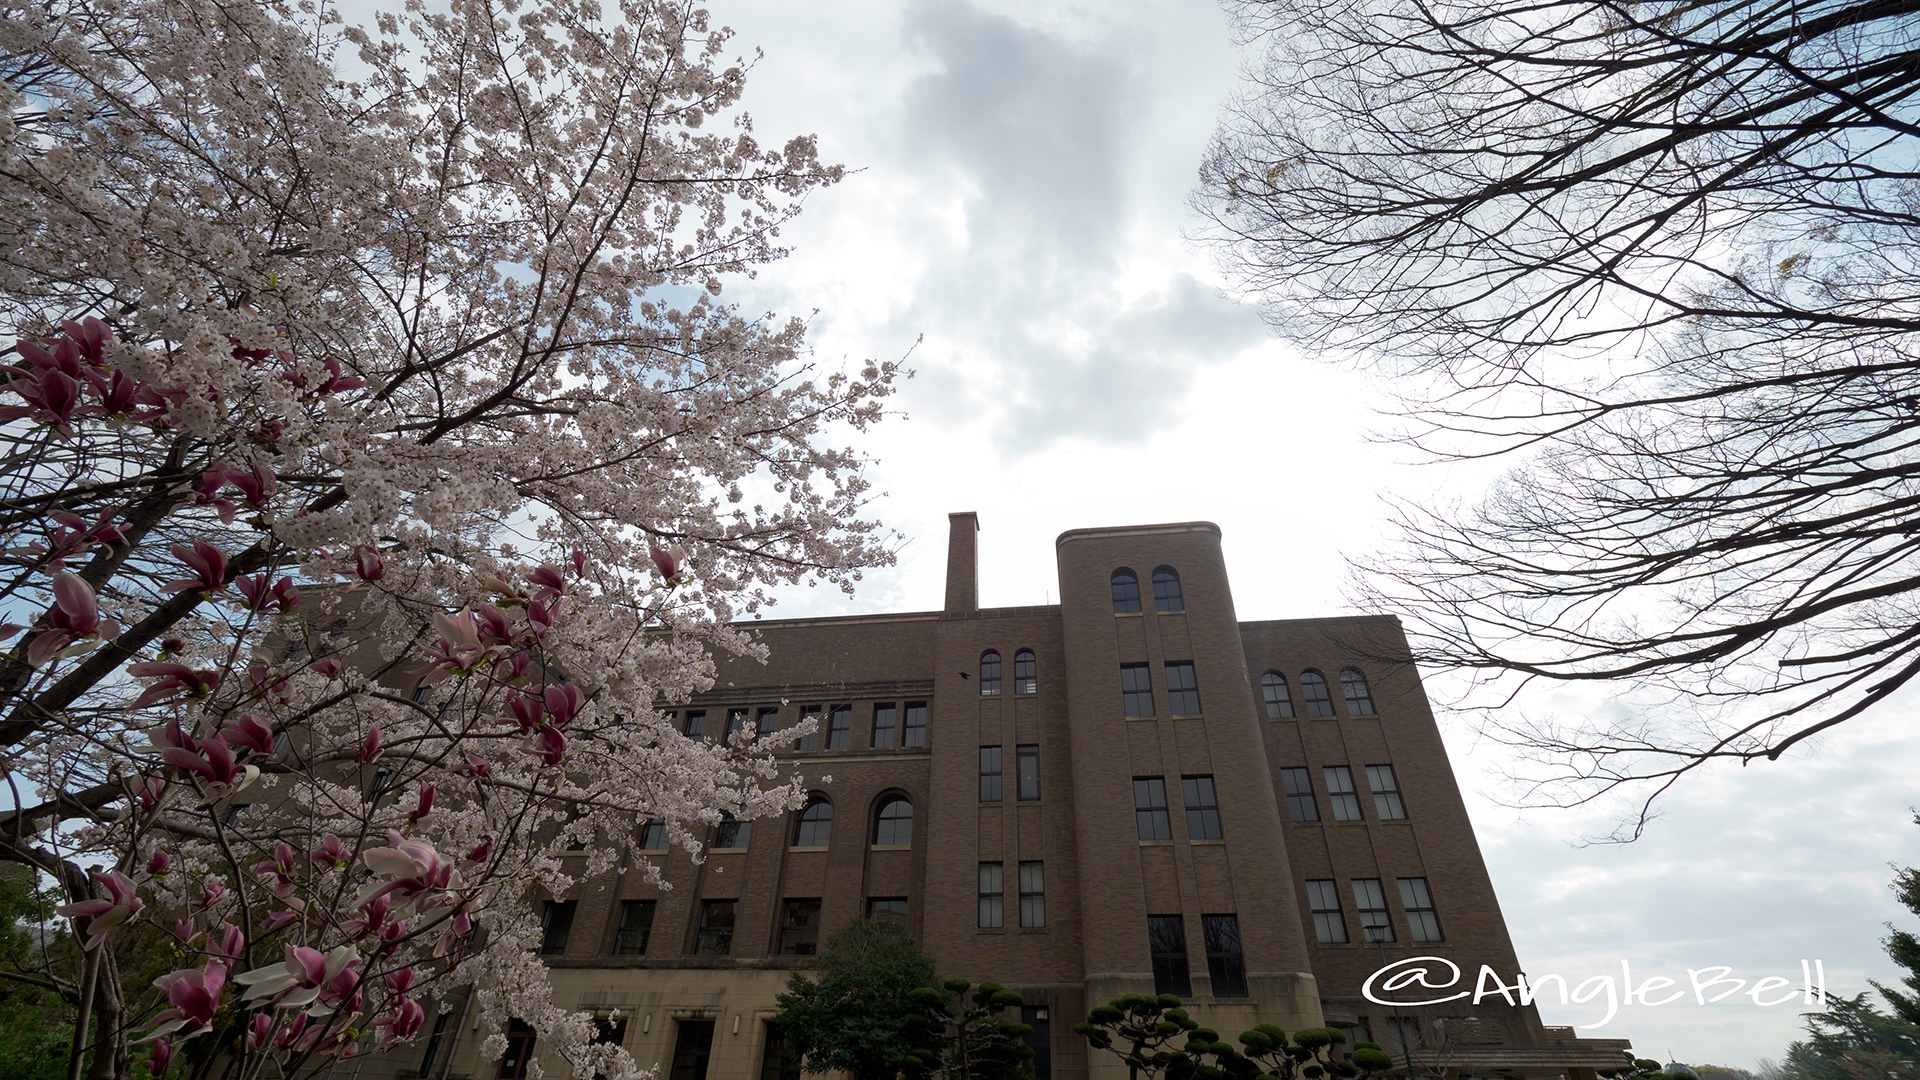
(945, 512, 979, 614)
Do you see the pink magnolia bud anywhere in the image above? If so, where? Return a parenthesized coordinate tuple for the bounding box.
(147, 848, 170, 876)
(311, 657, 342, 678)
(353, 544, 385, 582)
(360, 727, 381, 763)
(160, 637, 186, 654)
(148, 1037, 173, 1075)
(408, 784, 435, 822)
(249, 1012, 273, 1050)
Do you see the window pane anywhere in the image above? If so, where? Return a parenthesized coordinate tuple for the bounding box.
(1367, 764, 1407, 820)
(639, 818, 668, 850)
(539, 899, 576, 955)
(903, 702, 926, 747)
(1261, 672, 1294, 718)
(875, 796, 913, 845)
(1202, 914, 1248, 998)
(757, 707, 782, 744)
(795, 705, 819, 752)
(868, 898, 908, 927)
(872, 704, 896, 748)
(1111, 570, 1142, 613)
(1351, 879, 1393, 943)
(1147, 915, 1191, 997)
(616, 899, 656, 956)
(1280, 767, 1319, 822)
(1399, 877, 1443, 942)
(1133, 777, 1171, 841)
(1019, 861, 1046, 928)
(1120, 664, 1154, 717)
(1341, 668, 1376, 715)
(1152, 568, 1184, 612)
(1325, 766, 1364, 821)
(1181, 776, 1222, 840)
(1307, 879, 1348, 944)
(780, 898, 822, 956)
(683, 710, 706, 738)
(697, 900, 736, 955)
(979, 746, 1003, 802)
(1301, 671, 1335, 717)
(1017, 744, 1040, 800)
(727, 709, 750, 740)
(1164, 662, 1200, 715)
(979, 862, 1004, 928)
(715, 815, 750, 849)
(795, 799, 833, 847)
(827, 705, 851, 749)
(1015, 649, 1037, 694)
(980, 651, 1002, 696)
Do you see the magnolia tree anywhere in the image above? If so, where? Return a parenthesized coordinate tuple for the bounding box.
(0, 0, 902, 1077)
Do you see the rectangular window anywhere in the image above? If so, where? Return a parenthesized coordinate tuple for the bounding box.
(796, 705, 820, 752)
(615, 899, 656, 956)
(365, 767, 392, 804)
(1133, 777, 1171, 841)
(1181, 776, 1222, 840)
(670, 1020, 714, 1080)
(1386, 1017, 1421, 1054)
(903, 702, 927, 747)
(1306, 880, 1347, 944)
(1202, 914, 1249, 998)
(500, 1020, 538, 1080)
(696, 900, 736, 955)
(1164, 662, 1201, 715)
(1351, 879, 1393, 943)
(1147, 915, 1191, 997)
(1120, 664, 1154, 717)
(981, 652, 1002, 696)
(1017, 744, 1040, 800)
(1280, 767, 1319, 822)
(757, 707, 781, 744)
(1325, 766, 1364, 821)
(868, 897, 909, 927)
(538, 899, 576, 956)
(760, 1022, 801, 1080)
(595, 1014, 629, 1049)
(683, 710, 706, 739)
(1367, 764, 1407, 820)
(872, 704, 896, 748)
(827, 705, 851, 749)
(779, 898, 822, 955)
(727, 709, 750, 741)
(638, 818, 667, 851)
(1399, 878, 1444, 942)
(1015, 651, 1037, 695)
(715, 814, 750, 850)
(980, 746, 1004, 802)
(978, 862, 1004, 928)
(1019, 861, 1046, 928)
(417, 1011, 453, 1077)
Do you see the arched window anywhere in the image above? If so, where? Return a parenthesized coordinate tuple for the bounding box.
(1300, 670, 1335, 717)
(873, 795, 914, 846)
(980, 650, 1002, 696)
(1014, 649, 1037, 695)
(1152, 567, 1184, 612)
(794, 796, 833, 847)
(1261, 671, 1294, 718)
(1111, 569, 1142, 613)
(1340, 668, 1376, 716)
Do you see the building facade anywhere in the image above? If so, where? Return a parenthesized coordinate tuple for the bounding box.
(400, 515, 1631, 1080)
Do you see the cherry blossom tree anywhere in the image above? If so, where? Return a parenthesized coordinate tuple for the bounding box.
(0, 0, 901, 1076)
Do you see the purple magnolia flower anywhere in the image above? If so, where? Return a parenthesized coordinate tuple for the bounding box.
(56, 869, 142, 949)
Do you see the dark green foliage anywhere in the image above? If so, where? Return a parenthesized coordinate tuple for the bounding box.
(773, 919, 941, 1080)
(0, 863, 72, 1080)
(902, 979, 1035, 1080)
(1076, 997, 1381, 1080)
(1074, 994, 1200, 1080)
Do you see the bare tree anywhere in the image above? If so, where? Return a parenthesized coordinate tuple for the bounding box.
(1196, 0, 1920, 834)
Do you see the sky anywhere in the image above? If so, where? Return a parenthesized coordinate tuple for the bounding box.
(700, 0, 1920, 1067)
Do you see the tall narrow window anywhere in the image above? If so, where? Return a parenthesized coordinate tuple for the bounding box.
(727, 709, 750, 741)
(1202, 915, 1248, 998)
(1164, 662, 1201, 715)
(595, 1014, 629, 1051)
(538, 900, 576, 956)
(1281, 767, 1319, 822)
(670, 1020, 715, 1080)
(1325, 766, 1364, 821)
(868, 897, 909, 927)
(1306, 880, 1347, 943)
(779, 898, 822, 955)
(756, 707, 781, 744)
(980, 651, 1002, 696)
(1147, 915, 1191, 997)
(978, 862, 1004, 928)
(1261, 671, 1294, 718)
(1351, 879, 1393, 942)
(1111, 569, 1142, 613)
(1399, 878, 1444, 942)
(1386, 1018, 1422, 1054)
(827, 705, 851, 749)
(794, 797, 833, 847)
(1017, 744, 1040, 800)
(903, 702, 927, 747)
(1300, 671, 1335, 717)
(1120, 664, 1154, 717)
(1151, 567, 1184, 612)
(796, 705, 819, 752)
(418, 1011, 453, 1077)
(1181, 776, 1222, 839)
(1341, 668, 1376, 715)
(500, 1020, 538, 1080)
(872, 704, 896, 748)
(874, 795, 913, 845)
(760, 1023, 801, 1080)
(1019, 861, 1046, 927)
(366, 768, 392, 804)
(683, 710, 706, 739)
(696, 900, 736, 955)
(715, 813, 750, 850)
(1133, 777, 1171, 840)
(1014, 649, 1037, 694)
(638, 818, 667, 851)
(979, 746, 1004, 802)
(615, 899, 655, 955)
(1366, 765, 1407, 820)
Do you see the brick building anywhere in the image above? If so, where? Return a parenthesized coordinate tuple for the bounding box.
(400, 515, 1632, 1080)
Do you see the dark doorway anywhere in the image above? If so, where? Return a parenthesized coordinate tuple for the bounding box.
(670, 1019, 716, 1080)
(498, 1020, 537, 1079)
(1022, 1005, 1051, 1080)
